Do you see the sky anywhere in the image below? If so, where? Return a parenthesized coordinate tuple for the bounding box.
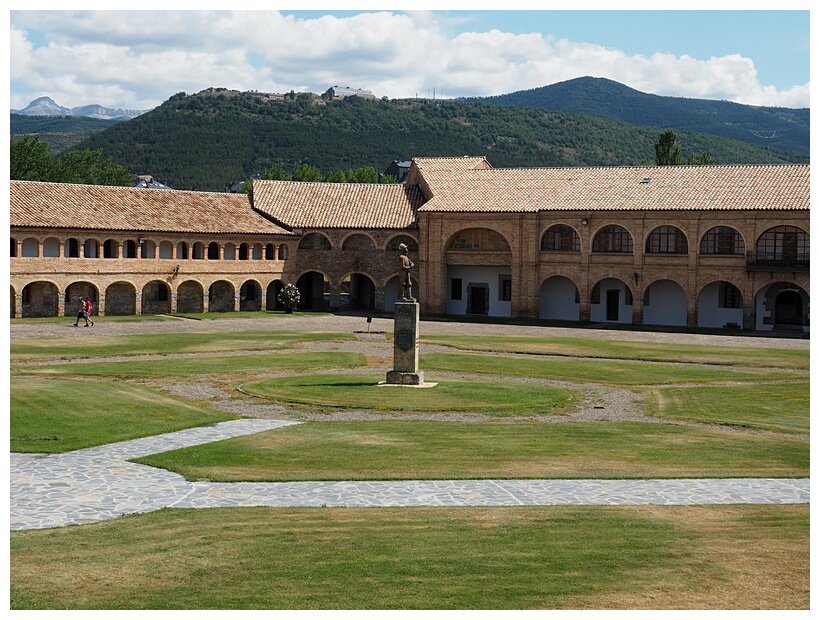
(6, 3, 813, 113)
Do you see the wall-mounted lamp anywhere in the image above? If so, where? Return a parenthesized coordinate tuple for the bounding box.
(581, 218, 589, 226)
(138, 238, 146, 244)
(634, 272, 640, 285)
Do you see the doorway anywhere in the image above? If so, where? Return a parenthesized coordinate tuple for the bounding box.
(606, 290, 620, 321)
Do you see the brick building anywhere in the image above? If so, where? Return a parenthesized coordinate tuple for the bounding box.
(10, 156, 810, 332)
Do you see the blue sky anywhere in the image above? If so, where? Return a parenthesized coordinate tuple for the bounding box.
(8, 5, 811, 111)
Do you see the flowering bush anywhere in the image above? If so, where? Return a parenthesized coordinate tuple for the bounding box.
(278, 282, 300, 313)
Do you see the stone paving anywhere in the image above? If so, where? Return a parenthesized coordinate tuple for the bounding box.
(10, 419, 810, 531)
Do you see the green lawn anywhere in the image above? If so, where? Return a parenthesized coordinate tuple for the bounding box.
(10, 377, 233, 452)
(10, 505, 809, 609)
(422, 334, 810, 369)
(240, 373, 573, 415)
(134, 420, 809, 482)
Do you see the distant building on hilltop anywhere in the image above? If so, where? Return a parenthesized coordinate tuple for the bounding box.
(330, 86, 376, 100)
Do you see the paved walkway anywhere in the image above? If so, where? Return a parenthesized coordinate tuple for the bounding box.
(10, 420, 810, 531)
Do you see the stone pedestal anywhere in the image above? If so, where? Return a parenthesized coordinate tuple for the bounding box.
(385, 301, 424, 385)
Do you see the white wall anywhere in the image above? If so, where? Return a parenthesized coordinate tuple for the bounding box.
(539, 276, 580, 321)
(446, 265, 511, 317)
(643, 280, 687, 326)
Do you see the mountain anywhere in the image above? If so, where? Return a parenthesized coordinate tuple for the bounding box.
(460, 77, 809, 157)
(11, 96, 149, 120)
(64, 88, 806, 192)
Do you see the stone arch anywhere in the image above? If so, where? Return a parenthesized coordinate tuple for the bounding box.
(539, 275, 580, 320)
(84, 238, 100, 258)
(142, 280, 171, 314)
(140, 239, 156, 259)
(105, 281, 137, 315)
(21, 280, 60, 318)
(176, 280, 204, 313)
(207, 242, 220, 260)
(238, 243, 249, 260)
(65, 238, 81, 258)
(176, 241, 189, 260)
(158, 240, 174, 259)
(239, 279, 262, 311)
(265, 243, 275, 260)
(643, 279, 687, 326)
(277, 244, 289, 260)
(208, 280, 235, 313)
(754, 226, 809, 269)
(192, 242, 205, 260)
(103, 239, 118, 259)
(252, 243, 263, 260)
(697, 281, 744, 329)
(224, 242, 236, 260)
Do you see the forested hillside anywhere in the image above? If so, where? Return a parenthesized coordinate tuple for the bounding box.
(11, 114, 123, 154)
(65, 90, 805, 192)
(462, 77, 809, 156)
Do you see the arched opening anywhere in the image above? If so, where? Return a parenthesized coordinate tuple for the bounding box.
(238, 243, 249, 260)
(697, 281, 744, 329)
(592, 226, 633, 253)
(342, 234, 376, 252)
(207, 242, 220, 260)
(643, 279, 687, 326)
(298, 233, 332, 251)
(445, 228, 512, 317)
(277, 244, 288, 260)
(21, 281, 59, 317)
(265, 243, 275, 260)
(123, 240, 138, 259)
(645, 226, 688, 254)
(700, 227, 744, 255)
(252, 243, 263, 260)
(341, 274, 376, 312)
(240, 280, 262, 311)
(296, 272, 329, 310)
(208, 280, 235, 313)
(266, 280, 284, 310)
(590, 278, 633, 324)
(755, 282, 809, 332)
(541, 225, 580, 252)
(192, 242, 204, 260)
(386, 235, 418, 253)
(177, 280, 204, 313)
(43, 237, 60, 258)
(21, 238, 38, 257)
(176, 241, 189, 260)
(753, 226, 809, 270)
(10, 237, 17, 257)
(140, 240, 156, 259)
(539, 276, 580, 321)
(105, 282, 137, 315)
(103, 239, 118, 259)
(64, 282, 99, 317)
(142, 281, 171, 314)
(224, 243, 236, 260)
(66, 238, 80, 258)
(84, 239, 99, 258)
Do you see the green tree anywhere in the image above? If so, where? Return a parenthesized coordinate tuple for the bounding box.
(655, 130, 683, 166)
(10, 136, 58, 181)
(58, 149, 134, 186)
(291, 163, 322, 182)
(324, 170, 347, 183)
(687, 151, 716, 165)
(346, 166, 380, 184)
(260, 164, 289, 180)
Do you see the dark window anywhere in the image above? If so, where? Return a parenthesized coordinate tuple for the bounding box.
(66, 238, 80, 258)
(449, 228, 509, 251)
(208, 242, 220, 260)
(592, 226, 633, 253)
(700, 227, 744, 255)
(450, 278, 462, 300)
(265, 244, 275, 260)
(646, 226, 687, 254)
(387, 236, 418, 252)
(720, 283, 742, 309)
(239, 243, 249, 260)
(541, 225, 580, 252)
(10, 237, 16, 257)
(298, 233, 332, 250)
(499, 277, 512, 301)
(342, 234, 376, 251)
(756, 226, 809, 261)
(103, 239, 118, 258)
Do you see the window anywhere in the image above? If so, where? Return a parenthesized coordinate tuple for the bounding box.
(177, 242, 189, 260)
(541, 225, 580, 252)
(646, 226, 687, 254)
(298, 233, 332, 250)
(103, 239, 118, 258)
(700, 227, 744, 255)
(498, 276, 512, 301)
(277, 244, 288, 260)
(84, 239, 99, 258)
(343, 234, 376, 252)
(10, 237, 17, 257)
(387, 236, 418, 252)
(208, 242, 220, 260)
(449, 228, 509, 251)
(719, 283, 742, 309)
(238, 243, 249, 260)
(756, 226, 809, 261)
(450, 278, 462, 300)
(592, 226, 633, 253)
(265, 243, 275, 260)
(43, 237, 59, 257)
(66, 238, 80, 258)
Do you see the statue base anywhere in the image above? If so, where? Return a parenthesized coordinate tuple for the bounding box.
(384, 370, 425, 385)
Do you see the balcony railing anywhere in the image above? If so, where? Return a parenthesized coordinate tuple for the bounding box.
(746, 253, 810, 272)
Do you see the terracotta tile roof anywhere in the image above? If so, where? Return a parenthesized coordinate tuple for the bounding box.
(252, 180, 425, 229)
(10, 181, 290, 234)
(415, 162, 809, 213)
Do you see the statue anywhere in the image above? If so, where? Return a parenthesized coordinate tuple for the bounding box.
(398, 243, 415, 301)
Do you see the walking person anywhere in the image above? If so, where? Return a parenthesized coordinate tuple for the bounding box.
(84, 298, 94, 327)
(72, 297, 85, 326)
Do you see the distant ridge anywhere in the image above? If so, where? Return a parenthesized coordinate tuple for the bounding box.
(11, 96, 149, 120)
(460, 77, 809, 156)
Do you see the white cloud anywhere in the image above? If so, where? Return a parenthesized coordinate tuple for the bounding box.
(9, 10, 809, 110)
